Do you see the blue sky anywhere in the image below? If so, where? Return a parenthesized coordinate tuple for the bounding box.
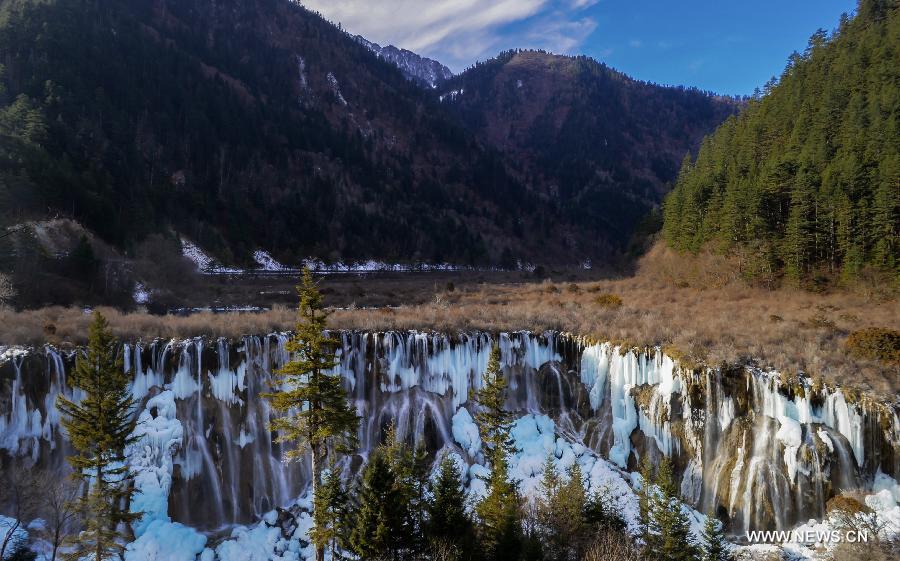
(302, 0, 857, 96)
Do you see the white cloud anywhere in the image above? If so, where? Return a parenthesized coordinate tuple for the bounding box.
(301, 0, 599, 71)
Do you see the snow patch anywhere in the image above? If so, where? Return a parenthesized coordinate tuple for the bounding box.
(253, 251, 287, 272)
(180, 239, 242, 274)
(133, 282, 151, 305)
(327, 72, 348, 106)
(451, 407, 481, 457)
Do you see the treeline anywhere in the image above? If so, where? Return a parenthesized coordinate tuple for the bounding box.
(313, 436, 732, 561)
(663, 0, 899, 284)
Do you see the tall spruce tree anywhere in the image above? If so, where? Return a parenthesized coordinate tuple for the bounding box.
(349, 450, 407, 560)
(262, 268, 359, 561)
(426, 453, 475, 558)
(638, 454, 655, 549)
(310, 466, 350, 559)
(536, 453, 563, 559)
(56, 312, 138, 561)
(650, 457, 698, 561)
(700, 513, 730, 561)
(558, 463, 589, 559)
(383, 424, 429, 556)
(475, 344, 522, 561)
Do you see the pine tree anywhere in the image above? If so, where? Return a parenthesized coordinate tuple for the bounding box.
(784, 171, 816, 281)
(262, 268, 359, 561)
(584, 485, 626, 533)
(310, 467, 349, 559)
(475, 344, 522, 561)
(661, 4, 900, 283)
(536, 453, 563, 559)
(383, 424, 429, 556)
(426, 453, 475, 557)
(349, 450, 406, 560)
(650, 457, 697, 561)
(474, 344, 514, 454)
(557, 463, 589, 560)
(700, 513, 730, 561)
(637, 454, 655, 549)
(476, 452, 522, 561)
(56, 312, 138, 561)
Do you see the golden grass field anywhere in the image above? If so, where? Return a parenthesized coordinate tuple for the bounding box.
(2, 244, 897, 397)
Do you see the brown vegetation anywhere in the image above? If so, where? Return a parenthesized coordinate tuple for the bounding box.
(845, 328, 900, 365)
(0, 244, 897, 397)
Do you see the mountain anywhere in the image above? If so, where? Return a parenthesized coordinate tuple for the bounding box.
(438, 50, 741, 247)
(354, 35, 453, 88)
(0, 0, 546, 266)
(0, 0, 734, 274)
(662, 0, 899, 283)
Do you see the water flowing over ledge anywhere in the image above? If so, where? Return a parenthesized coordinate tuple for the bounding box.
(1, 331, 898, 554)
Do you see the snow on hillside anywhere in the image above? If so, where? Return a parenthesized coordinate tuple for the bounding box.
(253, 251, 287, 272)
(180, 239, 241, 274)
(180, 238, 515, 275)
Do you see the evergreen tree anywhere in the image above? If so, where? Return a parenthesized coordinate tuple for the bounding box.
(637, 454, 655, 549)
(262, 268, 359, 561)
(556, 463, 589, 560)
(476, 452, 522, 561)
(583, 485, 626, 533)
(662, 2, 900, 283)
(349, 450, 406, 560)
(649, 457, 697, 561)
(426, 453, 475, 558)
(56, 312, 138, 561)
(783, 171, 816, 281)
(700, 513, 730, 561)
(536, 453, 563, 559)
(310, 467, 350, 559)
(474, 345, 514, 453)
(475, 344, 522, 561)
(383, 424, 429, 556)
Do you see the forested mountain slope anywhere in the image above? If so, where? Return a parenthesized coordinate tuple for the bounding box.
(439, 50, 740, 247)
(0, 0, 544, 265)
(662, 0, 899, 283)
(0, 0, 736, 270)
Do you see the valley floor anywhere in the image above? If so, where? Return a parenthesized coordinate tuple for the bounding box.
(1, 244, 897, 397)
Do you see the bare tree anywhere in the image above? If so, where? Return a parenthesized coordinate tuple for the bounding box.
(0, 470, 40, 559)
(37, 475, 81, 561)
(582, 528, 647, 561)
(828, 493, 899, 561)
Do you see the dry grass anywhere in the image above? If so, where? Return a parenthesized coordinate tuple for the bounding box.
(1, 243, 897, 398)
(0, 305, 296, 347)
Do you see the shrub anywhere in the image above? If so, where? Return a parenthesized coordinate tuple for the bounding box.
(846, 327, 900, 364)
(593, 294, 623, 308)
(802, 313, 836, 330)
(826, 494, 869, 517)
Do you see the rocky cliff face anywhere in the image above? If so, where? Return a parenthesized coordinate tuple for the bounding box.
(2, 331, 897, 539)
(354, 35, 453, 88)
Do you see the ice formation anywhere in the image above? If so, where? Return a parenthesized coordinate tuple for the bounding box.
(1, 330, 897, 561)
